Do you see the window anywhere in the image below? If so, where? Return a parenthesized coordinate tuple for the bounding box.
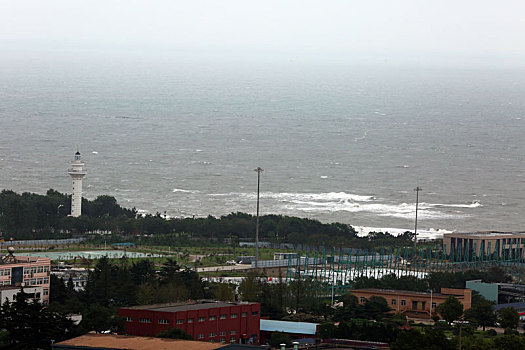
(220, 338, 226, 343)
(176, 319, 183, 324)
(37, 278, 43, 285)
(209, 316, 216, 321)
(391, 299, 396, 305)
(231, 313, 237, 318)
(159, 319, 170, 325)
(360, 297, 366, 303)
(126, 317, 133, 322)
(230, 331, 236, 335)
(188, 318, 194, 323)
(230, 337, 236, 343)
(252, 311, 258, 316)
(24, 267, 30, 275)
(432, 302, 436, 309)
(198, 317, 206, 322)
(209, 332, 216, 337)
(412, 301, 418, 310)
(43, 277, 49, 284)
(401, 300, 406, 306)
(242, 312, 247, 317)
(30, 279, 36, 285)
(44, 266, 50, 272)
(4, 269, 9, 276)
(139, 318, 152, 323)
(220, 331, 226, 336)
(220, 314, 227, 319)
(198, 334, 204, 339)
(31, 267, 37, 274)
(37, 266, 43, 273)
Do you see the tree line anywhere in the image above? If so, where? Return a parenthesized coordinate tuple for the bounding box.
(0, 189, 416, 248)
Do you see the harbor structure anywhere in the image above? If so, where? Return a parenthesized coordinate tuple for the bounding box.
(0, 247, 51, 305)
(119, 300, 261, 344)
(68, 151, 87, 217)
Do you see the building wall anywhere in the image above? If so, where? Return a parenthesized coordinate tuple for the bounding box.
(119, 303, 261, 344)
(443, 232, 525, 259)
(349, 288, 471, 318)
(465, 280, 498, 302)
(0, 256, 51, 305)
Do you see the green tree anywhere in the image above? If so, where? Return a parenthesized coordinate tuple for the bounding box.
(0, 291, 78, 349)
(437, 296, 463, 324)
(136, 283, 156, 305)
(81, 304, 123, 333)
(239, 271, 260, 302)
(391, 329, 453, 350)
(269, 332, 292, 348)
(157, 327, 193, 340)
(493, 334, 525, 350)
(498, 307, 519, 330)
(212, 283, 235, 301)
(363, 296, 391, 320)
(464, 293, 496, 330)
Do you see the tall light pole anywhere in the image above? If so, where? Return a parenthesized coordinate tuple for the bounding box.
(414, 186, 422, 249)
(254, 167, 263, 269)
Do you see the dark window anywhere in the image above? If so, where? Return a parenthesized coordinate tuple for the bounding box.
(412, 301, 418, 310)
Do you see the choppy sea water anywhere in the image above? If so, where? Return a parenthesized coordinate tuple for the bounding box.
(1, 58, 525, 238)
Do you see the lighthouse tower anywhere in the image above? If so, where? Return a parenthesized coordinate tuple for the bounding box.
(68, 151, 87, 217)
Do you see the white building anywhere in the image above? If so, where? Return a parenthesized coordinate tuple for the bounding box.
(68, 151, 87, 217)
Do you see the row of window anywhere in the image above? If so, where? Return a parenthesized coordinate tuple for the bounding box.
(1, 281, 10, 286)
(198, 334, 236, 341)
(0, 269, 10, 276)
(23, 266, 50, 275)
(359, 296, 437, 309)
(131, 312, 258, 324)
(23, 277, 49, 286)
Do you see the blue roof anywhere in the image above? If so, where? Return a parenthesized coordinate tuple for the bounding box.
(260, 319, 318, 335)
(495, 302, 525, 311)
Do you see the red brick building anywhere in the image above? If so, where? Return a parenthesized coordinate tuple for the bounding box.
(119, 301, 261, 344)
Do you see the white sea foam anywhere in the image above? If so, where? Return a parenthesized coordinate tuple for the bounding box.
(354, 226, 453, 239)
(428, 200, 482, 208)
(172, 188, 199, 194)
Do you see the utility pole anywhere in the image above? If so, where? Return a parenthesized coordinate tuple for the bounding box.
(254, 167, 263, 269)
(414, 186, 422, 249)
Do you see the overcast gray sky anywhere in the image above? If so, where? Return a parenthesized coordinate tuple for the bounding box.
(1, 0, 525, 67)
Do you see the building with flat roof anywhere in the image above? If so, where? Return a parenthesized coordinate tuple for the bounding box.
(0, 248, 51, 305)
(349, 288, 472, 319)
(443, 231, 525, 259)
(119, 300, 260, 344)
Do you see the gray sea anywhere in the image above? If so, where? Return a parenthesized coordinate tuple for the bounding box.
(1, 57, 525, 238)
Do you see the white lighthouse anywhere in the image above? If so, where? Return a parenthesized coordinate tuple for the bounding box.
(68, 151, 87, 217)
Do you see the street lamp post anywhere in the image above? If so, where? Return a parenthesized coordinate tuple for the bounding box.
(254, 167, 263, 269)
(414, 186, 422, 249)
